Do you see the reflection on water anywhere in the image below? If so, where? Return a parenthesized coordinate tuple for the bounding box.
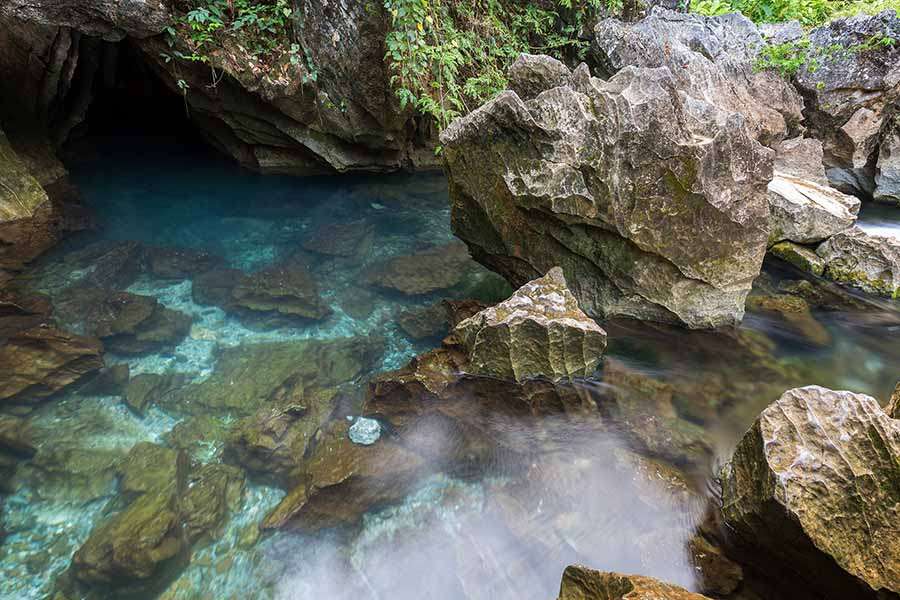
(2, 134, 900, 600)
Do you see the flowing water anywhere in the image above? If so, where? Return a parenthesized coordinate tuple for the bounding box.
(2, 131, 900, 600)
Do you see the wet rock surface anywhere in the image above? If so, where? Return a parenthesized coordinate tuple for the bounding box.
(556, 566, 711, 599)
(452, 268, 607, 381)
(720, 385, 900, 598)
(816, 227, 900, 297)
(442, 34, 772, 328)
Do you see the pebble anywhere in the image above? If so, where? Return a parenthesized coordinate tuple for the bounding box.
(348, 417, 381, 445)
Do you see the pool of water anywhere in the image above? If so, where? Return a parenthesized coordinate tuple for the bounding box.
(2, 134, 900, 600)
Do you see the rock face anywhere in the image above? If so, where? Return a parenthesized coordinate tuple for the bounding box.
(816, 227, 900, 298)
(876, 115, 900, 204)
(556, 566, 711, 600)
(0, 0, 169, 41)
(136, 0, 435, 176)
(0, 326, 103, 405)
(441, 56, 772, 328)
(452, 268, 607, 381)
(720, 386, 900, 598)
(794, 11, 900, 197)
(767, 176, 860, 244)
(591, 10, 803, 145)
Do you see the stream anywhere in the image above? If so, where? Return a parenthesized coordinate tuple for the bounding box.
(1, 131, 899, 600)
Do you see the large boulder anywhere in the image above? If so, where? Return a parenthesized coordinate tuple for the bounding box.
(591, 10, 803, 145)
(452, 267, 607, 381)
(556, 566, 711, 600)
(816, 227, 900, 298)
(720, 386, 900, 598)
(441, 58, 772, 328)
(794, 11, 900, 196)
(0, 326, 103, 405)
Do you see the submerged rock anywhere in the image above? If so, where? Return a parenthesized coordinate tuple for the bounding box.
(745, 294, 831, 347)
(55, 288, 191, 355)
(145, 246, 223, 281)
(224, 387, 341, 485)
(768, 241, 826, 276)
(794, 11, 900, 196)
(442, 51, 771, 328)
(0, 326, 103, 405)
(123, 373, 187, 415)
(556, 566, 711, 599)
(79, 363, 130, 397)
(363, 242, 475, 296)
(118, 442, 185, 497)
(192, 261, 331, 324)
(452, 268, 607, 381)
(397, 303, 449, 341)
(302, 220, 374, 257)
(816, 227, 900, 298)
(165, 337, 381, 417)
(720, 385, 900, 598)
(261, 419, 423, 532)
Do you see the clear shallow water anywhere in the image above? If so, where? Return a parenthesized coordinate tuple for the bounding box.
(2, 134, 900, 600)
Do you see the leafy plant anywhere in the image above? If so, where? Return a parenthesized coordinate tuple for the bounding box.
(692, 0, 899, 25)
(383, 0, 603, 130)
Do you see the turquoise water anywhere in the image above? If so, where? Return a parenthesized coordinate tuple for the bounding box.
(3, 133, 900, 600)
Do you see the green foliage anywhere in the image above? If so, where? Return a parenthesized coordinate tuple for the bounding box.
(167, 0, 294, 64)
(755, 32, 896, 77)
(383, 0, 604, 130)
(692, 0, 899, 26)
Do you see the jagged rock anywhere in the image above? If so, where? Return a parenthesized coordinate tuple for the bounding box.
(720, 385, 900, 598)
(0, 0, 169, 41)
(888, 382, 899, 418)
(758, 20, 804, 45)
(397, 303, 448, 340)
(772, 137, 829, 185)
(768, 241, 825, 276)
(875, 114, 900, 204)
(124, 373, 187, 415)
(556, 566, 711, 599)
(363, 242, 474, 296)
(0, 326, 103, 405)
(768, 175, 859, 244)
(261, 419, 424, 532)
(55, 288, 191, 355)
(688, 534, 743, 597)
(452, 268, 607, 381)
(119, 442, 184, 497)
(507, 53, 573, 101)
(816, 227, 900, 297)
(302, 220, 374, 257)
(224, 387, 340, 486)
(163, 337, 381, 417)
(794, 11, 900, 196)
(442, 56, 772, 328)
(72, 479, 185, 584)
(591, 10, 803, 144)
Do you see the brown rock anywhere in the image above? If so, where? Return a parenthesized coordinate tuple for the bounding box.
(145, 246, 223, 280)
(119, 442, 185, 497)
(889, 382, 900, 419)
(745, 293, 831, 347)
(124, 373, 187, 415)
(78, 363, 130, 397)
(556, 566, 711, 599)
(363, 242, 474, 295)
(302, 220, 374, 257)
(397, 303, 448, 340)
(0, 326, 103, 405)
(721, 385, 900, 598)
(0, 414, 35, 457)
